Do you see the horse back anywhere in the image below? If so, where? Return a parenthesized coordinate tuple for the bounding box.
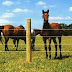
(50, 23, 62, 36)
(34, 29, 41, 35)
(13, 26, 26, 36)
(3, 25, 14, 36)
(3, 25, 26, 36)
(50, 23, 61, 29)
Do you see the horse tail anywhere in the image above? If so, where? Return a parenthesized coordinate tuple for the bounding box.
(0, 26, 4, 44)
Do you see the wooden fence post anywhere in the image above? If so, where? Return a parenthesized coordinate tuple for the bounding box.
(26, 19, 31, 62)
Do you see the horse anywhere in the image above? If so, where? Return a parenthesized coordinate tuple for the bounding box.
(0, 26, 4, 44)
(41, 9, 63, 59)
(31, 29, 41, 50)
(0, 25, 26, 51)
(12, 29, 41, 51)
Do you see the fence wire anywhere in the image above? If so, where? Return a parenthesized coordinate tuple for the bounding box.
(1, 36, 72, 37)
(0, 29, 72, 52)
(0, 29, 72, 30)
(0, 51, 72, 53)
(0, 44, 72, 45)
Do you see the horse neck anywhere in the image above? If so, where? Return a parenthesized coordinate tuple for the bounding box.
(43, 20, 50, 29)
(34, 30, 41, 35)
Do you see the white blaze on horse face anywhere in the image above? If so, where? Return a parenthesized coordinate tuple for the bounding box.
(45, 13, 47, 15)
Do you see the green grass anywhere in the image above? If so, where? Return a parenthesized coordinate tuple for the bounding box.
(0, 36, 72, 72)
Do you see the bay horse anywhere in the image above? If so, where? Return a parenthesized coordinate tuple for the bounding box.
(41, 9, 62, 59)
(63, 25, 72, 36)
(0, 26, 4, 44)
(13, 29, 41, 51)
(31, 29, 41, 50)
(0, 25, 26, 51)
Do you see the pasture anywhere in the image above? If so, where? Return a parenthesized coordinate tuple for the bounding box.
(0, 36, 72, 72)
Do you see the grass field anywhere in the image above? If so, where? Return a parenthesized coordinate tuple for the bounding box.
(0, 36, 72, 72)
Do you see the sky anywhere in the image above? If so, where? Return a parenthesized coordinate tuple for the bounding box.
(0, 0, 72, 29)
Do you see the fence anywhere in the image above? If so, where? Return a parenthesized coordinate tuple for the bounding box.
(0, 19, 72, 63)
(0, 19, 32, 63)
(26, 19, 31, 63)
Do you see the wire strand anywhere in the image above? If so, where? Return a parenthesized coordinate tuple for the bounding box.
(0, 29, 72, 30)
(0, 51, 72, 52)
(0, 44, 72, 45)
(1, 36, 72, 37)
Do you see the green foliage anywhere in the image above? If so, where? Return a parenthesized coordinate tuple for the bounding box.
(0, 36, 72, 72)
(59, 23, 68, 29)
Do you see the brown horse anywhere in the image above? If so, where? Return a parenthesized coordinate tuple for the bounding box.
(31, 29, 41, 50)
(13, 29, 41, 51)
(0, 25, 26, 51)
(0, 26, 4, 44)
(41, 9, 62, 59)
(61, 28, 72, 36)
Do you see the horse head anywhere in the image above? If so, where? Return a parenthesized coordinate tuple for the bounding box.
(42, 9, 49, 22)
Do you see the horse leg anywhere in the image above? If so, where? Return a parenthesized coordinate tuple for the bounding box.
(48, 38, 51, 59)
(32, 38, 35, 50)
(43, 38, 48, 59)
(58, 37, 62, 59)
(33, 38, 35, 50)
(53, 38, 57, 59)
(1, 36, 3, 44)
(16, 39, 19, 51)
(13, 39, 16, 49)
(5, 38, 9, 51)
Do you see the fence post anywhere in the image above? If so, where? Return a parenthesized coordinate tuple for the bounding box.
(26, 19, 31, 63)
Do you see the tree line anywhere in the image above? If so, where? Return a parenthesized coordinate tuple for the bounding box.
(59, 23, 72, 29)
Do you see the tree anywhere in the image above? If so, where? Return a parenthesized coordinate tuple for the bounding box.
(59, 23, 68, 29)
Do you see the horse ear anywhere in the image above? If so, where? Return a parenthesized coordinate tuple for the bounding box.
(42, 10, 44, 13)
(47, 9, 49, 13)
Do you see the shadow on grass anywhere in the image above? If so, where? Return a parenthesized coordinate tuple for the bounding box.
(8, 49, 41, 51)
(56, 55, 72, 60)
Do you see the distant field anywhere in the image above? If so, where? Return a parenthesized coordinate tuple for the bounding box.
(0, 36, 72, 72)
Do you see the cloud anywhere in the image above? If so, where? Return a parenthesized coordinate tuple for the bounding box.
(36, 1, 47, 9)
(1, 13, 15, 18)
(2, 1, 14, 6)
(0, 12, 14, 25)
(0, 19, 11, 25)
(69, 7, 72, 12)
(49, 16, 72, 20)
(13, 8, 32, 13)
(36, 1, 46, 5)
